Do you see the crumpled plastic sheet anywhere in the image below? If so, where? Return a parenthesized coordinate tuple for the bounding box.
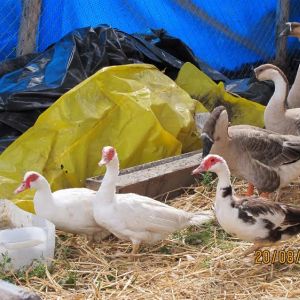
(0, 64, 205, 212)
(176, 63, 265, 128)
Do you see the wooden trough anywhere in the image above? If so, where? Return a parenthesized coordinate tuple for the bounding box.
(86, 150, 202, 200)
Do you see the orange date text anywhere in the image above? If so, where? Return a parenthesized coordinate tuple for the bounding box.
(254, 249, 300, 264)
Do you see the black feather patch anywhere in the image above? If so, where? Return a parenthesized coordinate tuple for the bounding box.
(237, 210, 256, 224)
(283, 205, 300, 225)
(240, 200, 276, 217)
(222, 186, 232, 198)
(282, 224, 300, 236)
(267, 228, 282, 242)
(263, 219, 275, 230)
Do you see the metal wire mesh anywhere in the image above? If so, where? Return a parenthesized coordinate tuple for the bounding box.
(0, 0, 22, 61)
(0, 0, 300, 81)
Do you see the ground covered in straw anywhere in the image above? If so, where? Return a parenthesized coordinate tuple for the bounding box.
(2, 176, 300, 299)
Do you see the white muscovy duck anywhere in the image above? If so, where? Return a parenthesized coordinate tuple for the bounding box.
(14, 172, 110, 242)
(93, 146, 213, 254)
(192, 154, 300, 256)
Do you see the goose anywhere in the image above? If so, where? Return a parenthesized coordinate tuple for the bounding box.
(93, 146, 213, 254)
(280, 22, 300, 39)
(288, 66, 300, 109)
(193, 154, 300, 256)
(14, 172, 110, 242)
(254, 63, 300, 135)
(201, 106, 300, 199)
(280, 22, 300, 109)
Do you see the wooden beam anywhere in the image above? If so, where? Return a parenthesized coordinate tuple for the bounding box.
(86, 151, 202, 201)
(17, 0, 42, 56)
(275, 0, 290, 68)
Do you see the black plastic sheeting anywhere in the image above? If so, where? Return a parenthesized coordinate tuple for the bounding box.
(0, 25, 272, 152)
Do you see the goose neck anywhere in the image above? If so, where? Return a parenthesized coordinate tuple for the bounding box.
(265, 73, 288, 119)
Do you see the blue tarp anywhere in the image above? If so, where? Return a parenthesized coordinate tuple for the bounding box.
(1, 0, 300, 72)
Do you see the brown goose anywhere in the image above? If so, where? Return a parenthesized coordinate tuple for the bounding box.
(280, 22, 300, 109)
(255, 64, 300, 135)
(202, 106, 300, 198)
(193, 154, 300, 256)
(280, 22, 300, 38)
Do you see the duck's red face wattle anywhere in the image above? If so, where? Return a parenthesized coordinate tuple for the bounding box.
(99, 146, 116, 166)
(192, 155, 223, 175)
(14, 173, 39, 194)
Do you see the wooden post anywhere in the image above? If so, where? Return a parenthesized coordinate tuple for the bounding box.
(17, 0, 41, 56)
(275, 0, 290, 68)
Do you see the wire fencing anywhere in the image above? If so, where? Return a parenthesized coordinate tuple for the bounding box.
(1, 0, 300, 82)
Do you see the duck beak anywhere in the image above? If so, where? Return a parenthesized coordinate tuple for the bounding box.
(280, 22, 292, 36)
(14, 181, 27, 194)
(98, 158, 108, 167)
(192, 165, 205, 175)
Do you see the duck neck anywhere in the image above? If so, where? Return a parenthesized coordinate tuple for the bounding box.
(215, 165, 233, 202)
(264, 72, 288, 123)
(95, 156, 119, 203)
(33, 178, 55, 213)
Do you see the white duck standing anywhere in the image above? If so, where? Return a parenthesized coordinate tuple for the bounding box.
(93, 146, 213, 254)
(14, 172, 110, 242)
(193, 154, 300, 256)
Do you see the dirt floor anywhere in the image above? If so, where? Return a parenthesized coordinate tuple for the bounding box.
(2, 176, 300, 300)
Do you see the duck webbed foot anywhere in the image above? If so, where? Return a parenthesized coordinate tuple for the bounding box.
(131, 242, 141, 255)
(245, 183, 254, 196)
(87, 235, 94, 247)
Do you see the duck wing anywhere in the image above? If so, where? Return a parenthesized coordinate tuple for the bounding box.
(116, 194, 193, 234)
(233, 196, 300, 241)
(233, 128, 300, 166)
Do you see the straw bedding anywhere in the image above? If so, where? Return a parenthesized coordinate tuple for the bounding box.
(3, 177, 300, 300)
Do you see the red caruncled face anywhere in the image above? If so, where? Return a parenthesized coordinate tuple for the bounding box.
(24, 173, 39, 188)
(14, 172, 40, 194)
(202, 155, 223, 171)
(102, 147, 115, 162)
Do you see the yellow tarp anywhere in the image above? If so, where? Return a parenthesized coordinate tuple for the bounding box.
(0, 64, 205, 212)
(176, 63, 265, 127)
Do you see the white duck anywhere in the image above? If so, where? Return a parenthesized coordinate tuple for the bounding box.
(193, 154, 300, 255)
(93, 146, 213, 254)
(14, 172, 110, 242)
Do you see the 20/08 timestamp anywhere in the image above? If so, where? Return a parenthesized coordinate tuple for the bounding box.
(254, 249, 300, 264)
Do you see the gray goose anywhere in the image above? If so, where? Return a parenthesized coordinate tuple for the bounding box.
(255, 64, 300, 136)
(280, 22, 300, 109)
(201, 106, 300, 198)
(193, 154, 300, 256)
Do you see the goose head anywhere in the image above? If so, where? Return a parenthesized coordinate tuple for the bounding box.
(192, 154, 227, 175)
(254, 64, 287, 82)
(14, 171, 45, 194)
(201, 106, 229, 158)
(280, 22, 300, 38)
(98, 146, 118, 167)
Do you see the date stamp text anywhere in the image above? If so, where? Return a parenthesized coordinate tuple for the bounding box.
(254, 250, 300, 264)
